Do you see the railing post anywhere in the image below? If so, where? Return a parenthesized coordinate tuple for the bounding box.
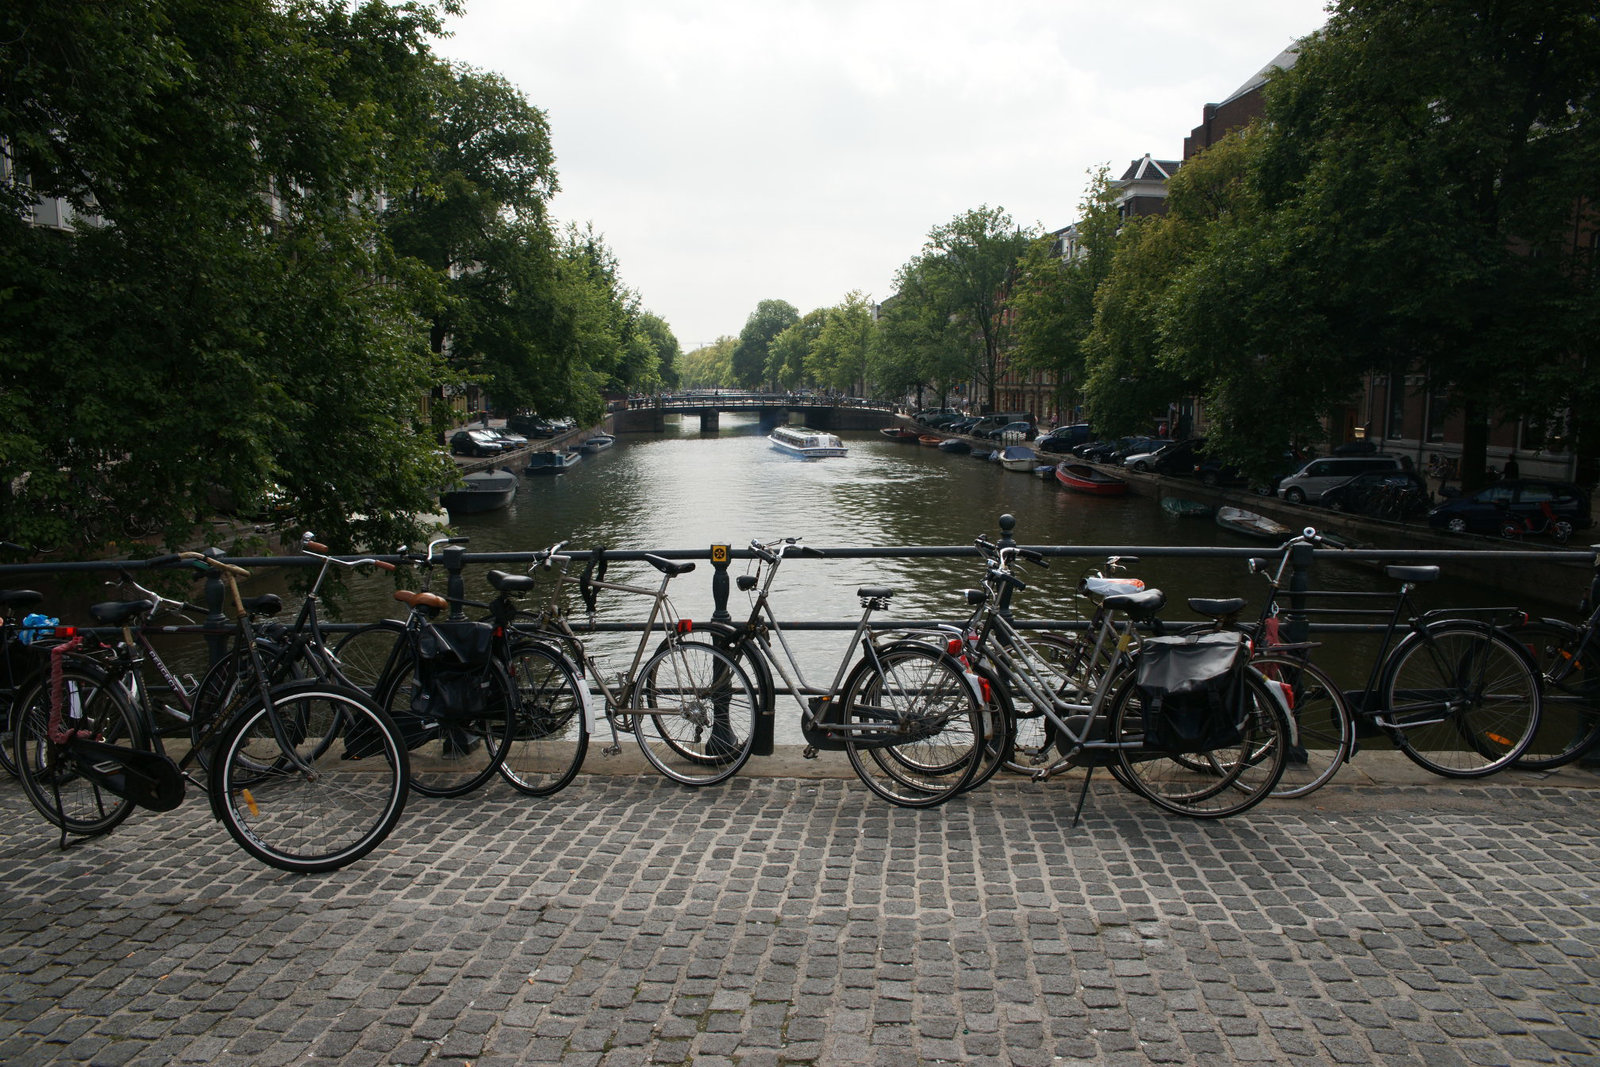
(996, 514, 1017, 621)
(1285, 540, 1314, 644)
(201, 546, 229, 667)
(444, 544, 468, 621)
(710, 544, 731, 624)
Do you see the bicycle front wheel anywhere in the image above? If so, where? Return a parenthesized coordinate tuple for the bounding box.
(1250, 653, 1354, 798)
(210, 683, 409, 873)
(500, 641, 589, 796)
(331, 621, 407, 695)
(1510, 621, 1600, 771)
(1111, 669, 1289, 818)
(1382, 623, 1540, 777)
(841, 648, 982, 808)
(13, 662, 148, 836)
(632, 641, 757, 786)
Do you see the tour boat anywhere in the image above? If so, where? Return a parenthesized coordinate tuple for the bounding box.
(1054, 462, 1129, 496)
(768, 425, 848, 459)
(524, 450, 580, 475)
(440, 469, 518, 515)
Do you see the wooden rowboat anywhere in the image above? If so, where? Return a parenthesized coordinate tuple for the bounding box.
(1054, 462, 1128, 496)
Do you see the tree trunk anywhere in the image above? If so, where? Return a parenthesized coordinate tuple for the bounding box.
(1458, 401, 1491, 492)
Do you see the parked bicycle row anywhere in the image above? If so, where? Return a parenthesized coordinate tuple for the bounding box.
(2, 523, 1595, 874)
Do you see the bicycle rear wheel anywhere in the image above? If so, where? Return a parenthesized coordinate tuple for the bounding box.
(840, 648, 982, 808)
(378, 659, 513, 798)
(1382, 623, 1540, 777)
(1250, 654, 1354, 798)
(331, 621, 406, 695)
(1510, 621, 1600, 770)
(632, 641, 757, 785)
(500, 641, 589, 796)
(1111, 669, 1288, 818)
(13, 662, 148, 836)
(210, 682, 409, 873)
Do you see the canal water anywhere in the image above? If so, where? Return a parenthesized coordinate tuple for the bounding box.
(426, 414, 1517, 736)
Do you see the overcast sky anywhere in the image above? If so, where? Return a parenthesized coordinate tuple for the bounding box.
(434, 1, 1331, 352)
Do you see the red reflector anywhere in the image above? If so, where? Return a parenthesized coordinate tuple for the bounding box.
(677, 619, 693, 633)
(56, 626, 75, 638)
(946, 638, 963, 656)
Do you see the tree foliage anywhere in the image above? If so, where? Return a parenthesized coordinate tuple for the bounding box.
(731, 300, 800, 389)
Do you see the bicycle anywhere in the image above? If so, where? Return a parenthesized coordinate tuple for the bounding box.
(11, 548, 410, 873)
(1230, 534, 1542, 778)
(945, 531, 1290, 820)
(1510, 543, 1600, 769)
(1, 541, 52, 777)
(502, 543, 762, 791)
(685, 536, 987, 807)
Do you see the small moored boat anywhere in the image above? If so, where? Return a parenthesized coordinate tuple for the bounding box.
(1054, 462, 1128, 496)
(524, 450, 580, 475)
(937, 438, 971, 455)
(1215, 506, 1291, 540)
(440, 468, 518, 515)
(999, 445, 1039, 472)
(768, 425, 848, 458)
(578, 434, 615, 454)
(880, 427, 920, 442)
(918, 434, 944, 447)
(1160, 497, 1213, 518)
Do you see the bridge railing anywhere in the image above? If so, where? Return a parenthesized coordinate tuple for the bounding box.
(624, 392, 892, 411)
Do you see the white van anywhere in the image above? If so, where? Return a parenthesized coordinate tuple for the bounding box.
(1276, 455, 1408, 504)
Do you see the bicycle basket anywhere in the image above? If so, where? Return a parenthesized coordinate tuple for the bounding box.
(1134, 632, 1251, 753)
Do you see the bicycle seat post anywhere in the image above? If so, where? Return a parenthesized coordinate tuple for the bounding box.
(443, 544, 469, 622)
(200, 546, 231, 668)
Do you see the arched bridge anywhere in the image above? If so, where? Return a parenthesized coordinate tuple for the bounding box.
(613, 392, 897, 433)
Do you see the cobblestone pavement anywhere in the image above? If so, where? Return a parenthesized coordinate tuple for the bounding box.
(1, 766, 1598, 1067)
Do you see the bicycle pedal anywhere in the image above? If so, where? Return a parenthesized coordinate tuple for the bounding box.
(602, 743, 621, 757)
(802, 745, 818, 759)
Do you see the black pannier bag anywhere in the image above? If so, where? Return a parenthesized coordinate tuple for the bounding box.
(345, 620, 497, 759)
(1134, 632, 1251, 753)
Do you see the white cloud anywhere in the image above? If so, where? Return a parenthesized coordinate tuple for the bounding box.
(436, 0, 1330, 349)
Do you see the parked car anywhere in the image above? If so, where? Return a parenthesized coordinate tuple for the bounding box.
(1319, 470, 1432, 520)
(1427, 479, 1592, 540)
(1196, 448, 1305, 491)
(1035, 424, 1093, 455)
(1276, 454, 1409, 504)
(983, 420, 1037, 441)
(507, 414, 559, 437)
(970, 412, 1034, 439)
(486, 428, 529, 450)
(1105, 436, 1164, 465)
(450, 429, 506, 457)
(1124, 438, 1203, 475)
(1075, 436, 1149, 463)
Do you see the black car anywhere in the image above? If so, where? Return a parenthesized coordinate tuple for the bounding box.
(1035, 424, 1093, 454)
(1319, 470, 1432, 520)
(1427, 479, 1592, 540)
(449, 429, 506, 456)
(983, 421, 1037, 441)
(507, 414, 559, 437)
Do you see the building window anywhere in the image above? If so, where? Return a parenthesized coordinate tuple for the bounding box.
(1425, 387, 1448, 443)
(1386, 372, 1406, 438)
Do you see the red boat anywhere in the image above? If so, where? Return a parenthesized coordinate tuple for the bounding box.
(1054, 462, 1128, 496)
(879, 427, 920, 442)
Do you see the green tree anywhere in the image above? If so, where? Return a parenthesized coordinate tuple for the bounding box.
(731, 299, 799, 389)
(1009, 167, 1120, 425)
(808, 292, 875, 394)
(892, 206, 1036, 412)
(0, 0, 456, 552)
(1188, 0, 1600, 487)
(767, 309, 826, 390)
(677, 337, 736, 388)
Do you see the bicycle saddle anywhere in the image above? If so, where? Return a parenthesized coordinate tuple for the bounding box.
(394, 590, 448, 611)
(645, 555, 695, 577)
(0, 589, 43, 610)
(1189, 597, 1246, 619)
(1101, 588, 1166, 619)
(857, 586, 894, 600)
(89, 600, 155, 625)
(486, 569, 536, 594)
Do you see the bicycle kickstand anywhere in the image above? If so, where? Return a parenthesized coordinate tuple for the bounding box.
(1070, 766, 1095, 828)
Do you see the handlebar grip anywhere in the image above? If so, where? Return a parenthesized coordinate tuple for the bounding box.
(794, 545, 825, 558)
(1019, 548, 1047, 567)
(304, 541, 329, 554)
(373, 560, 396, 572)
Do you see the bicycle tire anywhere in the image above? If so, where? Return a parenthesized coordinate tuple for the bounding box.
(209, 681, 409, 873)
(499, 641, 589, 796)
(1510, 620, 1600, 770)
(190, 641, 312, 768)
(1111, 668, 1289, 818)
(1381, 622, 1540, 777)
(1249, 653, 1354, 798)
(378, 657, 513, 798)
(13, 661, 148, 836)
(632, 641, 757, 786)
(994, 630, 1096, 774)
(880, 638, 1010, 792)
(839, 647, 982, 808)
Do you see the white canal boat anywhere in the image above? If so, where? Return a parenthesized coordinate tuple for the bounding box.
(767, 425, 848, 459)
